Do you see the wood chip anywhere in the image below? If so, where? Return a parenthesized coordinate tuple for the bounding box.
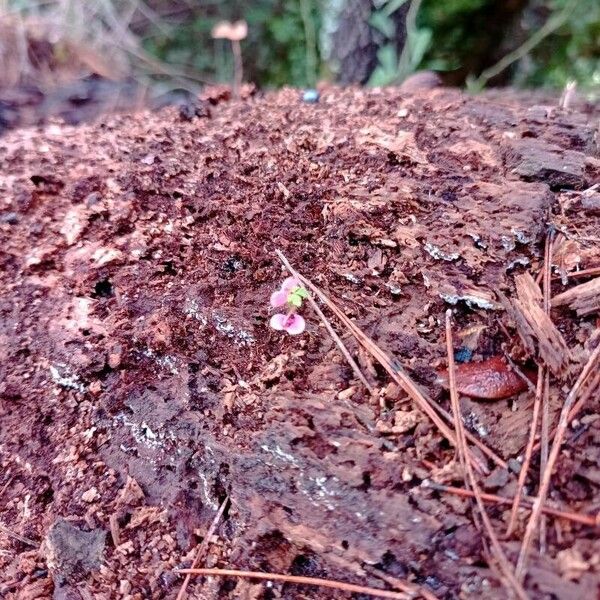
(109, 513, 121, 547)
(500, 272, 573, 377)
(552, 277, 600, 316)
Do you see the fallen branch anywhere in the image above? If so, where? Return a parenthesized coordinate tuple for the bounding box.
(515, 340, 600, 581)
(177, 567, 424, 599)
(444, 311, 528, 600)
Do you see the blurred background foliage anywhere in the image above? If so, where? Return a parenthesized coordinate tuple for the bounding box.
(2, 0, 599, 93)
(140, 0, 599, 91)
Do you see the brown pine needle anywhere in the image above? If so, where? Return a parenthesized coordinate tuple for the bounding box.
(424, 481, 599, 527)
(177, 567, 425, 599)
(539, 232, 553, 552)
(275, 250, 373, 393)
(445, 311, 529, 600)
(528, 366, 600, 456)
(275, 250, 504, 474)
(538, 371, 551, 552)
(567, 368, 600, 424)
(506, 367, 544, 537)
(515, 340, 600, 582)
(176, 495, 229, 600)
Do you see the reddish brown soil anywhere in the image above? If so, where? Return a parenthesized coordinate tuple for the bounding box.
(0, 86, 599, 599)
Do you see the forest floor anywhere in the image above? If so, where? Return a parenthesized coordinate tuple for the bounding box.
(0, 85, 599, 600)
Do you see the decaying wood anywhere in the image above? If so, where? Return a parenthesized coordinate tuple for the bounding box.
(552, 277, 600, 316)
(500, 272, 573, 377)
(516, 340, 600, 582)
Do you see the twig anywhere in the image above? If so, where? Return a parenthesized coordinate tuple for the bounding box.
(473, 0, 577, 88)
(445, 311, 529, 600)
(423, 481, 599, 527)
(502, 351, 537, 395)
(177, 567, 420, 599)
(323, 552, 437, 600)
(276, 250, 373, 393)
(277, 252, 503, 473)
(553, 265, 600, 281)
(515, 341, 600, 582)
(362, 565, 438, 600)
(0, 475, 13, 500)
(0, 524, 38, 547)
(176, 495, 229, 600)
(505, 367, 544, 537)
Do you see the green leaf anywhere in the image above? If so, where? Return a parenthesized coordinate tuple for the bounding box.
(409, 28, 432, 70)
(289, 294, 302, 308)
(382, 0, 410, 18)
(368, 44, 399, 86)
(369, 12, 396, 38)
(296, 287, 309, 298)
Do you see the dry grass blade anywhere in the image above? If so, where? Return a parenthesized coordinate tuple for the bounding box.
(177, 567, 425, 599)
(506, 368, 544, 537)
(445, 311, 529, 600)
(275, 251, 505, 474)
(515, 340, 600, 582)
(424, 481, 599, 526)
(275, 250, 373, 393)
(176, 495, 229, 600)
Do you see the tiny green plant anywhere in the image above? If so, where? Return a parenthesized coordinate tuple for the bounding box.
(269, 276, 308, 335)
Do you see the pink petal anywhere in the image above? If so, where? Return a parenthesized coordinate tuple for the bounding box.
(270, 290, 288, 308)
(281, 276, 301, 293)
(269, 313, 287, 331)
(284, 314, 305, 335)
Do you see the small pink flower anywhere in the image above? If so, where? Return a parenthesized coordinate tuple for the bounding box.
(270, 289, 289, 308)
(281, 277, 301, 293)
(269, 313, 306, 335)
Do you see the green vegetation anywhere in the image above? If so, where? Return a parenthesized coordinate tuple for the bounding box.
(5, 0, 599, 92)
(142, 0, 598, 91)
